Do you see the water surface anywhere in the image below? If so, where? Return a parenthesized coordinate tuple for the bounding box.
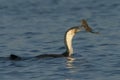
(0, 0, 120, 80)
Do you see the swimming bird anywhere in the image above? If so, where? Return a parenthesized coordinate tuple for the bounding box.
(9, 26, 81, 60)
(9, 19, 97, 60)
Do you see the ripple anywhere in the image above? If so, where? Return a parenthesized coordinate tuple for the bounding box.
(23, 32, 42, 35)
(29, 50, 40, 53)
(0, 0, 120, 80)
(58, 46, 65, 50)
(99, 43, 119, 46)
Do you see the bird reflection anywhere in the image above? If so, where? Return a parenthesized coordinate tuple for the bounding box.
(66, 57, 75, 69)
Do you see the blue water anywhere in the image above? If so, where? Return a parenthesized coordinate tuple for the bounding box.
(0, 0, 120, 80)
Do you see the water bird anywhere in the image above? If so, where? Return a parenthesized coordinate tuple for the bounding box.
(9, 19, 98, 60)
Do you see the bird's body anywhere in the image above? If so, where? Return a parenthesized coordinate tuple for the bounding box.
(9, 26, 81, 60)
(9, 19, 98, 60)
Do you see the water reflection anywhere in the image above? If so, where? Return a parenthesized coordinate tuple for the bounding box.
(66, 57, 75, 69)
(65, 57, 78, 80)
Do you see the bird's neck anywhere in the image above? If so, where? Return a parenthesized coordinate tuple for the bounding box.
(64, 30, 75, 57)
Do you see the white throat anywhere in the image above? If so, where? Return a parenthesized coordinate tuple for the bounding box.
(64, 30, 75, 56)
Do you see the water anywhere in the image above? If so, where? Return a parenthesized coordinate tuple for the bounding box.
(0, 0, 120, 80)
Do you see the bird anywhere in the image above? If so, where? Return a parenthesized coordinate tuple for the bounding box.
(9, 19, 98, 60)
